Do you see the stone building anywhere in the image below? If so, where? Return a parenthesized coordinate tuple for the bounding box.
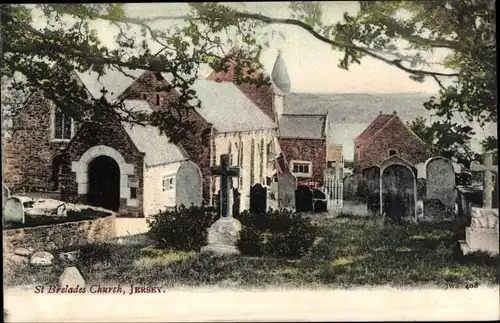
(271, 52, 329, 185)
(3, 63, 280, 214)
(61, 100, 198, 217)
(353, 112, 431, 172)
(210, 50, 329, 185)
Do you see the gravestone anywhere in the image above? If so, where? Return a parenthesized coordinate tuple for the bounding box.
(232, 188, 241, 217)
(2, 182, 10, 209)
(277, 171, 296, 209)
(176, 160, 203, 207)
(295, 185, 313, 213)
(459, 207, 499, 256)
(362, 166, 380, 216)
(3, 196, 33, 224)
(426, 157, 456, 210)
(380, 156, 417, 224)
(312, 189, 327, 213)
(201, 154, 243, 256)
(250, 184, 267, 214)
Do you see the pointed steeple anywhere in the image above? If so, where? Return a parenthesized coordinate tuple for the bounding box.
(271, 49, 291, 94)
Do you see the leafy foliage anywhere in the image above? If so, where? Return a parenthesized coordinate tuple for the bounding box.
(147, 205, 218, 251)
(407, 116, 475, 164)
(235, 209, 318, 258)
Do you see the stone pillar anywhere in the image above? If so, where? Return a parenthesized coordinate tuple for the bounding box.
(483, 152, 493, 208)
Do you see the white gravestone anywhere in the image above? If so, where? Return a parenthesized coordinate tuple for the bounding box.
(3, 196, 33, 224)
(278, 171, 297, 210)
(426, 157, 456, 209)
(201, 154, 242, 256)
(176, 160, 203, 208)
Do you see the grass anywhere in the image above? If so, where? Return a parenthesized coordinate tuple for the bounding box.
(4, 216, 499, 289)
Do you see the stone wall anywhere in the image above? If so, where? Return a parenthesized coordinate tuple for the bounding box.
(279, 138, 327, 183)
(357, 117, 430, 171)
(3, 213, 116, 253)
(2, 93, 71, 192)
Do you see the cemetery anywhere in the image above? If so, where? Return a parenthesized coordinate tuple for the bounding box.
(3, 152, 499, 290)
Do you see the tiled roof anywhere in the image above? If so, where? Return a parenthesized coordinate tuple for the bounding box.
(278, 114, 327, 139)
(121, 100, 189, 167)
(187, 79, 277, 133)
(355, 114, 396, 144)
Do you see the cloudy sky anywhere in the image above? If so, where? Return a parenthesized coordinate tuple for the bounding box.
(88, 2, 451, 94)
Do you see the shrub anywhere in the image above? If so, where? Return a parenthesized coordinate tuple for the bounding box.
(235, 208, 318, 259)
(147, 205, 218, 251)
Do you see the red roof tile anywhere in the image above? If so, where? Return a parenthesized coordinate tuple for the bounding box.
(355, 114, 395, 144)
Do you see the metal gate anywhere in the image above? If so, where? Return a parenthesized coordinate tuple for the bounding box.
(324, 176, 343, 209)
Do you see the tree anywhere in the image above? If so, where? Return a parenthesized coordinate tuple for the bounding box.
(407, 116, 475, 165)
(1, 2, 496, 142)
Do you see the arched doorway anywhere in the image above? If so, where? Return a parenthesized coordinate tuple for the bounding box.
(87, 155, 120, 211)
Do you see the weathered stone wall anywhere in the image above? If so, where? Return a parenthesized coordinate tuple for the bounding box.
(3, 213, 116, 253)
(60, 119, 145, 217)
(279, 138, 327, 183)
(2, 93, 71, 192)
(358, 117, 430, 171)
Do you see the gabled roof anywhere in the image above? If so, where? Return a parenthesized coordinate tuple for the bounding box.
(121, 100, 189, 167)
(76, 67, 146, 102)
(187, 79, 277, 133)
(278, 114, 327, 140)
(355, 114, 395, 144)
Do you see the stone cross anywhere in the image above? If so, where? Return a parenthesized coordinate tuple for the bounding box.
(470, 151, 498, 208)
(211, 154, 241, 217)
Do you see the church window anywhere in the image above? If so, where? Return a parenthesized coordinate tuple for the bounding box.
(53, 108, 73, 141)
(291, 161, 312, 176)
(239, 142, 244, 187)
(250, 138, 255, 185)
(389, 149, 397, 156)
(130, 187, 137, 199)
(155, 93, 161, 106)
(260, 138, 264, 183)
(142, 93, 147, 100)
(162, 176, 175, 191)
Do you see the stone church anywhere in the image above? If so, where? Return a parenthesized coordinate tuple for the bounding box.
(2, 57, 284, 216)
(209, 50, 330, 186)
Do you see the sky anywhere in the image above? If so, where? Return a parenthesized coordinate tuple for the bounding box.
(99, 2, 450, 94)
(17, 2, 496, 156)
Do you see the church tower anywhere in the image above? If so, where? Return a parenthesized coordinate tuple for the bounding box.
(271, 49, 291, 120)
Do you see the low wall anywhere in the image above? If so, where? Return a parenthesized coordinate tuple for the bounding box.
(3, 213, 116, 253)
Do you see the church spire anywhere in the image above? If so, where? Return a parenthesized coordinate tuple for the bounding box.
(271, 49, 291, 94)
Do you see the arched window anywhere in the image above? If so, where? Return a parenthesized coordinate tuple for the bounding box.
(239, 142, 244, 187)
(250, 138, 255, 185)
(53, 108, 73, 141)
(260, 138, 265, 183)
(155, 93, 161, 106)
